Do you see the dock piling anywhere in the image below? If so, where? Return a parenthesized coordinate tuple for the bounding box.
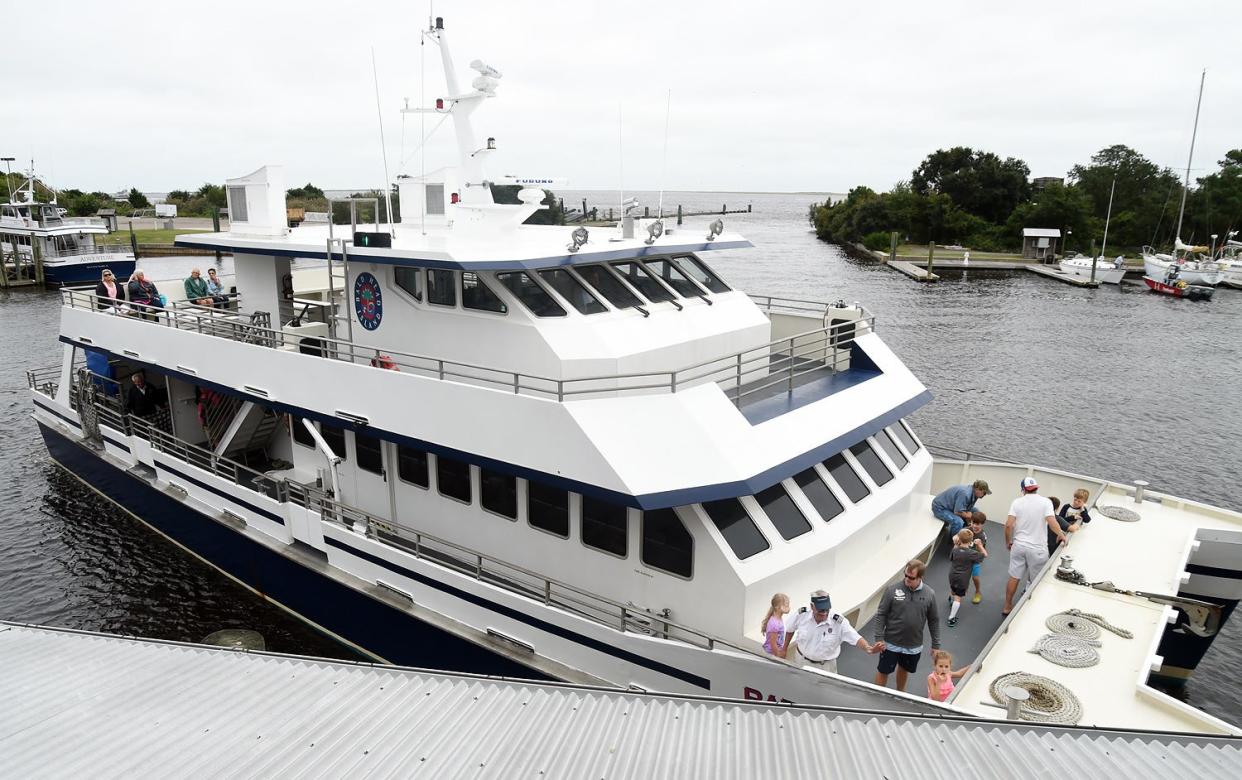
(888, 231, 897, 264)
(926, 243, 935, 275)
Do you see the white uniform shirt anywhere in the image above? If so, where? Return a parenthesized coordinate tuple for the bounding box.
(787, 610, 862, 662)
(1009, 493, 1055, 550)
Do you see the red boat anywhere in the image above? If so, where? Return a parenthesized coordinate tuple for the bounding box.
(1143, 275, 1214, 300)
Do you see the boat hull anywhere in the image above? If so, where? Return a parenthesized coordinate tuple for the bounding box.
(35, 419, 543, 679)
(41, 255, 136, 286)
(1058, 260, 1126, 284)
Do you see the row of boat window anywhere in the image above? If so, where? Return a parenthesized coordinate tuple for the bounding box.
(390, 254, 730, 318)
(293, 417, 921, 576)
(703, 422, 922, 560)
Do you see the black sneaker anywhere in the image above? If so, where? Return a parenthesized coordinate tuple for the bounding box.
(948, 617, 958, 628)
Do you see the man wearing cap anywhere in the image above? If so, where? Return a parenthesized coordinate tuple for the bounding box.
(786, 590, 880, 674)
(931, 479, 991, 536)
(873, 559, 940, 692)
(1002, 476, 1068, 615)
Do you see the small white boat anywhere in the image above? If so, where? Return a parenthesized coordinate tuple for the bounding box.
(1059, 254, 1126, 284)
(1218, 240, 1242, 289)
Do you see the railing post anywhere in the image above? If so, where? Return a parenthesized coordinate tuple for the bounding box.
(513, 373, 519, 394)
(670, 371, 677, 393)
(787, 337, 795, 394)
(438, 360, 445, 380)
(557, 379, 564, 402)
(476, 554, 483, 579)
(620, 605, 628, 632)
(735, 354, 743, 405)
(544, 580, 551, 605)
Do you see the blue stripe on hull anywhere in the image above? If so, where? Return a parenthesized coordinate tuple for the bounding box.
(43, 259, 136, 286)
(36, 420, 545, 680)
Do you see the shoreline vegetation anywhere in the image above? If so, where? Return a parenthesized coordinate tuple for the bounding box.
(810, 144, 1242, 257)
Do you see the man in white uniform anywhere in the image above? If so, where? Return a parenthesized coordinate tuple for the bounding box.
(1003, 477, 1068, 615)
(786, 590, 880, 673)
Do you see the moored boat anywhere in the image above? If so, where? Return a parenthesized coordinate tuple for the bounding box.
(1143, 273, 1214, 300)
(1059, 254, 1126, 284)
(0, 166, 135, 286)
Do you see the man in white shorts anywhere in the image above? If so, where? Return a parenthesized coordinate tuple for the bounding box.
(1002, 477, 1068, 615)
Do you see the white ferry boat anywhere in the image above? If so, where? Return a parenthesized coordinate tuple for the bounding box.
(1, 167, 135, 285)
(27, 19, 1242, 733)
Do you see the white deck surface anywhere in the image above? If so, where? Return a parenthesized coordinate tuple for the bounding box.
(953, 482, 1242, 734)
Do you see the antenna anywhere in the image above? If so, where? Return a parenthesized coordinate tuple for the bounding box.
(617, 103, 624, 231)
(371, 48, 396, 236)
(657, 89, 671, 220)
(1, 157, 14, 202)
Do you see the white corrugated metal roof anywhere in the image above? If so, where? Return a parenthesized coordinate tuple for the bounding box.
(1, 622, 1239, 778)
(1023, 227, 1062, 238)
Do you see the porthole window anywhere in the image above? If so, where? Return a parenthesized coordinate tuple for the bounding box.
(355, 431, 383, 476)
(496, 272, 566, 317)
(528, 481, 569, 537)
(397, 445, 429, 488)
(480, 468, 517, 519)
(581, 496, 628, 557)
(876, 429, 909, 469)
(427, 269, 456, 307)
(461, 271, 507, 314)
(793, 468, 844, 522)
(641, 508, 693, 578)
(437, 455, 471, 503)
(850, 441, 893, 487)
(754, 484, 811, 540)
(823, 453, 868, 503)
(701, 498, 768, 560)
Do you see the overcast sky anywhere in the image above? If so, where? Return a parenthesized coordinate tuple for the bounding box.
(5, 1, 1240, 195)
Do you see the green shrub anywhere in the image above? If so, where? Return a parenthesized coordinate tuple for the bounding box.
(862, 231, 891, 252)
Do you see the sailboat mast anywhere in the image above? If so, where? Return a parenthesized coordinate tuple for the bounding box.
(1174, 69, 1206, 242)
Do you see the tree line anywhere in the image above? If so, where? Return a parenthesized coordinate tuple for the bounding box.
(811, 144, 1242, 254)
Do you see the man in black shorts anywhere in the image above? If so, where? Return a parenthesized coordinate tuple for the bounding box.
(873, 559, 941, 692)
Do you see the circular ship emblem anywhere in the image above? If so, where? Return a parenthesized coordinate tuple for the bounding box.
(354, 272, 384, 331)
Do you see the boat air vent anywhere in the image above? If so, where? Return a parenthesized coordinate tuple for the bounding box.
(242, 385, 270, 398)
(335, 410, 370, 426)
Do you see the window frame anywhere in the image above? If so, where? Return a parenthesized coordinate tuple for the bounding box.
(572, 264, 646, 309)
(641, 257, 707, 298)
(640, 507, 694, 579)
(426, 269, 457, 307)
(700, 498, 770, 561)
(479, 467, 518, 521)
(291, 416, 316, 449)
(396, 444, 430, 489)
(354, 430, 384, 476)
(320, 424, 347, 462)
(393, 266, 423, 302)
(435, 454, 473, 504)
(579, 495, 630, 559)
(527, 480, 570, 538)
(671, 254, 730, 293)
(753, 482, 812, 541)
(460, 271, 509, 315)
(892, 420, 923, 455)
(536, 268, 608, 314)
(792, 467, 845, 523)
(821, 452, 869, 503)
(875, 429, 909, 470)
(609, 260, 678, 302)
(495, 271, 567, 318)
(849, 440, 894, 487)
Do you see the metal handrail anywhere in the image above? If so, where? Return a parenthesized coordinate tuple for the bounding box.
(54, 372, 788, 668)
(60, 287, 873, 406)
(43, 244, 132, 259)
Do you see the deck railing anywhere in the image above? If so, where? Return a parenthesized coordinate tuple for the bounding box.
(60, 287, 874, 407)
(47, 371, 786, 669)
(44, 244, 132, 260)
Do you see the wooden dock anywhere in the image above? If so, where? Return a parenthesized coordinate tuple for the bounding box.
(889, 260, 939, 282)
(876, 253, 1106, 288)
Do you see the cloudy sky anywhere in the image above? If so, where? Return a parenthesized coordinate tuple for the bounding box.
(5, 1, 1239, 195)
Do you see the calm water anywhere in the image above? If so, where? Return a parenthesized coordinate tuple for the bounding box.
(2, 191, 1239, 724)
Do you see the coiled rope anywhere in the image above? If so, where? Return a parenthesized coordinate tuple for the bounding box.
(989, 671, 1083, 724)
(1029, 633, 1100, 667)
(1097, 505, 1141, 522)
(1046, 608, 1133, 639)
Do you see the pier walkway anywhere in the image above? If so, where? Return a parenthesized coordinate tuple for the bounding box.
(2, 621, 1240, 778)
